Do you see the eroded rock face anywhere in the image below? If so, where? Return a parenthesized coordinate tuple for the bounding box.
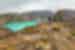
(0, 28, 11, 39)
(49, 22, 74, 50)
(17, 22, 74, 50)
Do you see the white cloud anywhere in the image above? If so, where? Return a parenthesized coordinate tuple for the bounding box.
(64, 0, 75, 9)
(16, 0, 49, 13)
(0, 0, 64, 13)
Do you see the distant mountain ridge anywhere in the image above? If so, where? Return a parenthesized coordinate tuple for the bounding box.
(21, 10, 54, 17)
(64, 9, 75, 17)
(58, 9, 75, 21)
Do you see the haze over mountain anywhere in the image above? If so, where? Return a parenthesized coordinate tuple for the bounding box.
(0, 0, 63, 13)
(63, 9, 75, 20)
(21, 10, 54, 17)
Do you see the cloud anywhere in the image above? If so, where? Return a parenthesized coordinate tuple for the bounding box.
(16, 0, 49, 13)
(0, 0, 64, 13)
(16, 0, 62, 12)
(64, 0, 75, 9)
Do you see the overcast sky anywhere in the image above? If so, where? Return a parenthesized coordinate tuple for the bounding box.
(0, 0, 74, 13)
(64, 0, 75, 9)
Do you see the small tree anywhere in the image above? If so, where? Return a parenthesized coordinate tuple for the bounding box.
(53, 10, 63, 22)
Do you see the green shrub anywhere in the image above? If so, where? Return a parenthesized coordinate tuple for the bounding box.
(71, 32, 75, 36)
